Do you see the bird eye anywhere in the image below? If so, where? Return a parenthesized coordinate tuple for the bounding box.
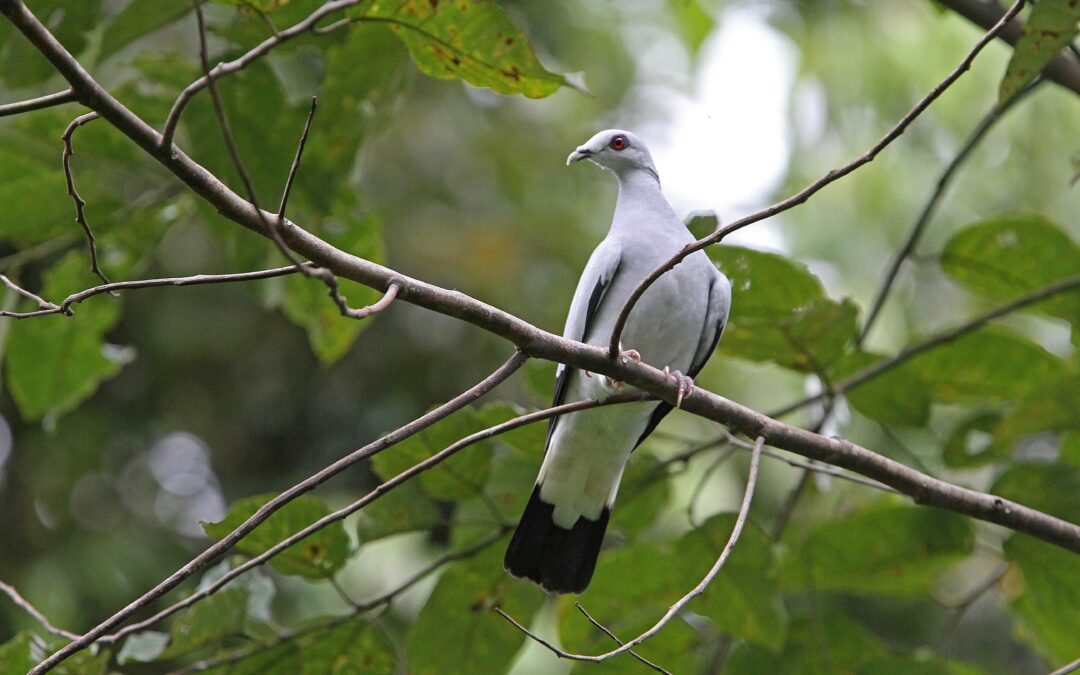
(609, 135, 628, 151)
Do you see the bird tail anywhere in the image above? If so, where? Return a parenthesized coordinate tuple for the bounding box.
(503, 485, 611, 594)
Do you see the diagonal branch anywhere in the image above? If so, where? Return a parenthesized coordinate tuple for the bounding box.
(29, 350, 527, 674)
(496, 435, 764, 664)
(102, 390, 649, 643)
(61, 111, 109, 284)
(605, 0, 1026, 359)
(0, 580, 80, 641)
(0, 87, 76, 117)
(575, 603, 672, 675)
(858, 79, 1040, 345)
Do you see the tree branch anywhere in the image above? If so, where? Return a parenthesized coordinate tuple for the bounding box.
(605, 0, 1025, 359)
(935, 0, 1080, 98)
(0, 87, 76, 117)
(574, 603, 672, 675)
(61, 111, 109, 284)
(496, 435, 764, 664)
(0, 580, 80, 641)
(29, 350, 527, 674)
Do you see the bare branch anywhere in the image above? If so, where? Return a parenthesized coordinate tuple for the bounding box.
(159, 0, 362, 148)
(770, 273, 1080, 419)
(0, 265, 307, 319)
(103, 391, 649, 643)
(61, 111, 109, 284)
(574, 603, 673, 675)
(0, 274, 59, 311)
(0, 87, 76, 117)
(0, 580, 80, 641)
(858, 80, 1040, 344)
(278, 96, 317, 220)
(605, 0, 1025, 359)
(496, 435, 764, 664)
(1051, 655, 1080, 675)
(31, 351, 527, 674)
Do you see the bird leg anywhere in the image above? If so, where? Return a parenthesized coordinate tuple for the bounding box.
(663, 366, 695, 408)
(605, 347, 641, 390)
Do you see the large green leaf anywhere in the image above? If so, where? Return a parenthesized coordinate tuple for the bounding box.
(202, 494, 350, 579)
(941, 411, 1011, 468)
(5, 252, 128, 423)
(0, 147, 72, 245)
(0, 631, 111, 675)
(726, 612, 888, 675)
(371, 405, 496, 501)
(832, 350, 930, 426)
(355, 478, 446, 544)
(907, 327, 1063, 405)
(711, 246, 859, 372)
(991, 462, 1080, 524)
(161, 588, 248, 659)
(994, 372, 1080, 440)
(406, 545, 543, 675)
(99, 0, 193, 63)
(999, 0, 1080, 103)
(1003, 534, 1080, 664)
(0, 0, 103, 88)
(349, 0, 569, 98)
(780, 501, 974, 597)
(291, 616, 396, 674)
(941, 213, 1080, 331)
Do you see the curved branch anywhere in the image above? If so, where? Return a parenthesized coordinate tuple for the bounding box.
(496, 435, 764, 664)
(0, 580, 80, 641)
(61, 111, 109, 284)
(604, 0, 1025, 359)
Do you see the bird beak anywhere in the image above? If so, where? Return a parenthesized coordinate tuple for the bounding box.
(566, 147, 592, 166)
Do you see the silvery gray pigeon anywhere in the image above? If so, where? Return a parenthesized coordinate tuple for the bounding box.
(504, 129, 732, 593)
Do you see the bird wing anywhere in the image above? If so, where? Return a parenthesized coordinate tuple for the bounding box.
(632, 265, 731, 448)
(546, 240, 622, 448)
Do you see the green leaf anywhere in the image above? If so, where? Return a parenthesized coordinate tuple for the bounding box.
(995, 372, 1080, 440)
(407, 545, 543, 675)
(711, 246, 858, 372)
(832, 350, 930, 426)
(279, 201, 385, 364)
(609, 450, 671, 539)
(0, 0, 103, 88)
(0, 148, 71, 245)
(371, 406, 495, 501)
(350, 0, 570, 98)
(670, 0, 715, 59)
(161, 588, 248, 658)
(117, 631, 169, 664)
(10, 632, 112, 675)
(941, 411, 1011, 468)
(1060, 431, 1080, 466)
(4, 252, 128, 423)
(991, 462, 1080, 524)
(726, 612, 888, 675)
(909, 327, 1063, 405)
(780, 501, 974, 597)
(684, 209, 719, 239)
(203, 642, 302, 675)
(861, 655, 988, 675)
(294, 616, 396, 674)
(202, 494, 350, 579)
(100, 0, 193, 63)
(356, 478, 445, 543)
(1003, 534, 1080, 663)
(0, 633, 34, 674)
(999, 0, 1080, 103)
(941, 213, 1080, 330)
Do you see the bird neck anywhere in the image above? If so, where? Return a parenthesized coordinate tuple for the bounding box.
(611, 168, 674, 233)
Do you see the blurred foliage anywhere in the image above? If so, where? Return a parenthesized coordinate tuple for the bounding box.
(1, 0, 1079, 673)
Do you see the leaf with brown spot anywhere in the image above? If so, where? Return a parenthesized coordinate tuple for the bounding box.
(999, 0, 1080, 102)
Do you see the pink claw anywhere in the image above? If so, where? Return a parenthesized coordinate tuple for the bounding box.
(665, 368, 695, 408)
(621, 349, 642, 364)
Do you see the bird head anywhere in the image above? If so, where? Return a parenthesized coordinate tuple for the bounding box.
(566, 129, 659, 183)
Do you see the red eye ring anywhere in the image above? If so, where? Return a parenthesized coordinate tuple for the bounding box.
(609, 135, 628, 151)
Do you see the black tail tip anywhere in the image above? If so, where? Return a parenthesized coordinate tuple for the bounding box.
(504, 486, 611, 595)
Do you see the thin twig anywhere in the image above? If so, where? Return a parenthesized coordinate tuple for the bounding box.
(278, 96, 316, 219)
(0, 265, 308, 319)
(0, 275, 59, 311)
(0, 580, 81, 641)
(0, 87, 76, 117)
(102, 390, 650, 643)
(159, 0, 362, 148)
(61, 111, 109, 284)
(605, 0, 1026, 359)
(32, 351, 528, 674)
(495, 435, 764, 664)
(769, 273, 1080, 419)
(857, 80, 1040, 345)
(574, 603, 673, 675)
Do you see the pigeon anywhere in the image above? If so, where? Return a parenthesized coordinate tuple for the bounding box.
(504, 129, 732, 594)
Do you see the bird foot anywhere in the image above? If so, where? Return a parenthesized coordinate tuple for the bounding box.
(620, 348, 642, 364)
(663, 367, 695, 408)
